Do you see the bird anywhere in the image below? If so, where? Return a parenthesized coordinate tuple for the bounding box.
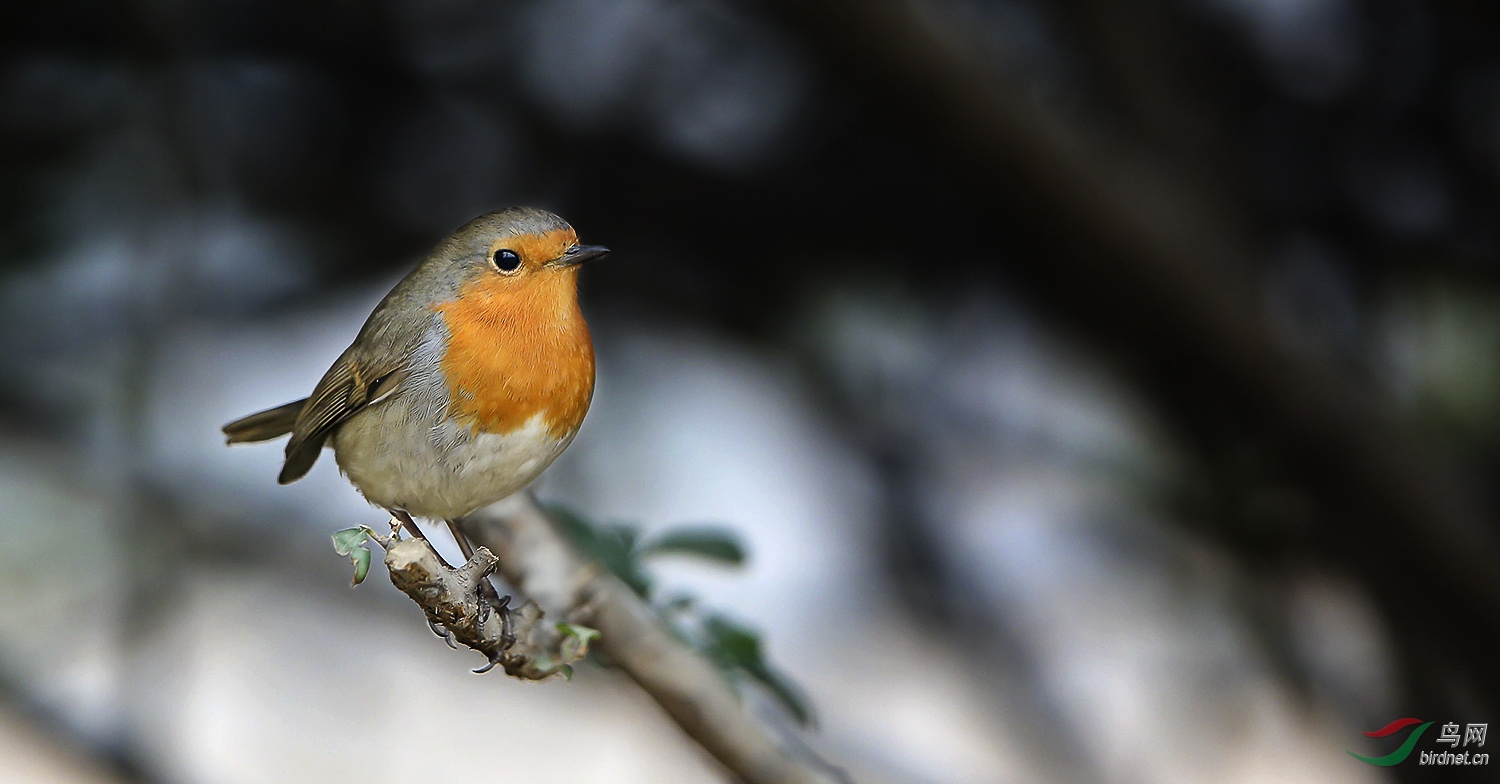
(222, 206, 608, 596)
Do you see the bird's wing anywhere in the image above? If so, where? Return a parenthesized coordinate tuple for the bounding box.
(276, 258, 449, 485)
(223, 399, 308, 443)
(278, 353, 410, 484)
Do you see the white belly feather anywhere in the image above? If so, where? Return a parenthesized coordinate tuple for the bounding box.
(334, 406, 574, 520)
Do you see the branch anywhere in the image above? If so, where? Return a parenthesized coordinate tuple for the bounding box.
(454, 494, 848, 784)
(379, 535, 590, 679)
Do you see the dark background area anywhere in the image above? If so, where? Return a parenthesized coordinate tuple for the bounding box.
(2, 1, 1497, 782)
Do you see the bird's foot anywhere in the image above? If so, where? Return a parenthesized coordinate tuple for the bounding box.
(475, 591, 516, 650)
(428, 618, 459, 649)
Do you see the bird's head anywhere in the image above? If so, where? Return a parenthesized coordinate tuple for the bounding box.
(431, 207, 609, 298)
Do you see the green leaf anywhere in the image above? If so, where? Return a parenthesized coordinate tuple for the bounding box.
(701, 615, 761, 669)
(557, 622, 600, 645)
(544, 505, 653, 598)
(557, 622, 600, 662)
(543, 505, 810, 721)
(701, 615, 814, 727)
(331, 526, 370, 556)
(351, 546, 371, 585)
(745, 665, 815, 728)
(331, 526, 373, 586)
(638, 527, 746, 566)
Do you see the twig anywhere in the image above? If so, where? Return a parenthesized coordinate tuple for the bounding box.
(375, 531, 590, 680)
(457, 494, 849, 784)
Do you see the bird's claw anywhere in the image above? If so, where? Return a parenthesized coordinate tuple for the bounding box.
(476, 590, 516, 649)
(501, 600, 516, 650)
(483, 593, 516, 650)
(471, 595, 505, 674)
(428, 618, 459, 649)
(426, 583, 514, 671)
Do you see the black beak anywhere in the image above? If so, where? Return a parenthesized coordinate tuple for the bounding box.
(557, 244, 610, 267)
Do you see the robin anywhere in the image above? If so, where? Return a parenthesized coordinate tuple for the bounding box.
(222, 206, 608, 584)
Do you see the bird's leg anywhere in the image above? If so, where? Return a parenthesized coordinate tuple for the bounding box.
(445, 518, 507, 608)
(387, 509, 463, 647)
(446, 518, 516, 649)
(390, 508, 429, 544)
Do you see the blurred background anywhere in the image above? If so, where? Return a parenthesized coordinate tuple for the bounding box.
(2, 0, 1498, 782)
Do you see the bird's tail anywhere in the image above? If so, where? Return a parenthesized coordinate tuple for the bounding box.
(223, 399, 307, 444)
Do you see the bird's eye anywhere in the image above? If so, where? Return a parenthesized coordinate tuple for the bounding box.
(492, 249, 522, 273)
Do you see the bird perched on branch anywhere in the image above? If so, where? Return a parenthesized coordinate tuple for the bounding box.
(223, 206, 607, 586)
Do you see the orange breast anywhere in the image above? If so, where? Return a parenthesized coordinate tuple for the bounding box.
(433, 269, 595, 438)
